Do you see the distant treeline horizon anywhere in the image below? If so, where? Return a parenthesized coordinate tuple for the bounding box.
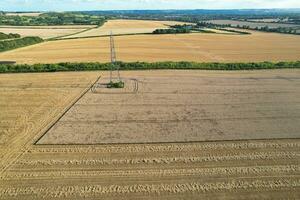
(2, 8, 300, 13)
(1, 9, 300, 26)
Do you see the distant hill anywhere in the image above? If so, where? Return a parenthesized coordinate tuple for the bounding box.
(82, 9, 300, 16)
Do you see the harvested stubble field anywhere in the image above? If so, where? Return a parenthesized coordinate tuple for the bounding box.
(5, 12, 42, 17)
(0, 69, 299, 199)
(0, 72, 99, 174)
(62, 19, 193, 39)
(39, 70, 300, 144)
(1, 30, 300, 64)
(0, 25, 94, 39)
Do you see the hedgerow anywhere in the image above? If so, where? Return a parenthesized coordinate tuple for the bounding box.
(0, 36, 43, 52)
(0, 61, 299, 73)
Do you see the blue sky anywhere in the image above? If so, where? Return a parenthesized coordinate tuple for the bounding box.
(1, 0, 300, 12)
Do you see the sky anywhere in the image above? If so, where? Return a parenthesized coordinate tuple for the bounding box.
(1, 0, 300, 12)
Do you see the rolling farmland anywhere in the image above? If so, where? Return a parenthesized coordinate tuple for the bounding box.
(208, 19, 300, 34)
(0, 25, 95, 39)
(0, 30, 300, 64)
(0, 20, 190, 40)
(208, 19, 300, 29)
(62, 19, 193, 39)
(0, 11, 300, 199)
(0, 70, 299, 199)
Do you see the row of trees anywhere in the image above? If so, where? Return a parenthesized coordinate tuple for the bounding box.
(0, 37, 43, 52)
(197, 21, 299, 35)
(0, 32, 21, 40)
(169, 23, 250, 35)
(153, 28, 191, 34)
(254, 26, 299, 34)
(0, 12, 107, 26)
(1, 61, 299, 73)
(87, 10, 300, 25)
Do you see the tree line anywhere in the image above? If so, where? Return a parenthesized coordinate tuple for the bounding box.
(0, 12, 107, 26)
(0, 32, 21, 40)
(0, 37, 43, 52)
(153, 28, 191, 34)
(1, 61, 299, 73)
(197, 21, 299, 35)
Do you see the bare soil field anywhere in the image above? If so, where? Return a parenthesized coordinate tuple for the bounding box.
(0, 26, 92, 39)
(62, 19, 193, 39)
(0, 70, 299, 199)
(1, 31, 300, 64)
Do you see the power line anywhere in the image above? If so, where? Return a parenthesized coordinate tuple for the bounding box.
(110, 31, 120, 82)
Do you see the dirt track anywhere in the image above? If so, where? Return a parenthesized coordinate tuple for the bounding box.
(0, 70, 299, 199)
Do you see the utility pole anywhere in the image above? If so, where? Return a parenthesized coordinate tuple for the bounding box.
(110, 32, 120, 82)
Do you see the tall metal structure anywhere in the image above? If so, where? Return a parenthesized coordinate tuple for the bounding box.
(110, 31, 121, 82)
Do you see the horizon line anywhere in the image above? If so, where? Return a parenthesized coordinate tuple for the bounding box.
(2, 8, 300, 12)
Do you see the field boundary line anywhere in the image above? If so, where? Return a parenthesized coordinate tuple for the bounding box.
(33, 76, 101, 145)
(52, 32, 151, 41)
(48, 25, 100, 41)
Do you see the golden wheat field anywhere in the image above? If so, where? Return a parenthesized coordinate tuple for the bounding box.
(0, 69, 299, 199)
(62, 19, 193, 38)
(1, 30, 300, 64)
(0, 26, 94, 39)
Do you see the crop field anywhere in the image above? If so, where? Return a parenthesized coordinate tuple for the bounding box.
(5, 12, 42, 17)
(1, 30, 300, 64)
(208, 19, 300, 29)
(0, 69, 299, 199)
(248, 18, 284, 23)
(39, 70, 300, 144)
(0, 72, 99, 171)
(62, 19, 193, 39)
(0, 25, 94, 39)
